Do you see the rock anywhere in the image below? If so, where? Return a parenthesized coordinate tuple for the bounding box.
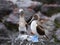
(56, 43, 60, 45)
(54, 17, 60, 28)
(50, 13, 60, 28)
(16, 0, 32, 7)
(50, 13, 60, 21)
(23, 8, 35, 22)
(2, 13, 19, 31)
(55, 28, 60, 40)
(55, 16, 60, 24)
(0, 0, 14, 19)
(0, 1, 13, 10)
(50, 38, 55, 42)
(0, 23, 7, 30)
(41, 5, 49, 13)
(0, 23, 11, 39)
(41, 20, 55, 40)
(6, 0, 17, 4)
(43, 20, 55, 31)
(16, 0, 42, 8)
(6, 13, 19, 24)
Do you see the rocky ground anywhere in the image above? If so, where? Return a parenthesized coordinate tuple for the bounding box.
(0, 0, 60, 45)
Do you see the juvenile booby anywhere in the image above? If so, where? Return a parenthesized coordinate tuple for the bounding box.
(18, 9, 28, 34)
(30, 14, 48, 39)
(15, 9, 28, 42)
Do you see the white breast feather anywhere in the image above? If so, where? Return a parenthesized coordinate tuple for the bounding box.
(30, 20, 37, 34)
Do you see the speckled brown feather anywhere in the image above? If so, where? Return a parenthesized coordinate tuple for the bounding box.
(36, 25, 45, 35)
(36, 25, 49, 39)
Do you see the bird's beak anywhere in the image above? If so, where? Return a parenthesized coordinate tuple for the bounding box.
(28, 17, 34, 24)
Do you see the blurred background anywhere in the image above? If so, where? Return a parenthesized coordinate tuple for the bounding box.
(0, 0, 60, 45)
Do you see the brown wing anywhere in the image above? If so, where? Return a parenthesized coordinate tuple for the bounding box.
(36, 25, 49, 39)
(36, 25, 45, 35)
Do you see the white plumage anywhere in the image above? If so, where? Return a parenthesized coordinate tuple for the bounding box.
(19, 15, 27, 32)
(30, 20, 38, 35)
(18, 9, 27, 33)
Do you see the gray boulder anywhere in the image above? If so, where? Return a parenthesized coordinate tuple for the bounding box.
(50, 13, 60, 21)
(55, 16, 60, 24)
(0, 23, 7, 30)
(55, 28, 60, 40)
(0, 0, 14, 15)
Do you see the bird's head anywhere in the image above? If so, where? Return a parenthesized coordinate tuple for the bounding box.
(19, 9, 25, 16)
(29, 13, 40, 24)
(33, 13, 40, 20)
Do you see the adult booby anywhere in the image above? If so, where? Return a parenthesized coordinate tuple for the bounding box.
(30, 14, 48, 39)
(18, 9, 28, 34)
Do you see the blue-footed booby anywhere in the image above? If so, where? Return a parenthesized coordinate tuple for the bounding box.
(30, 14, 48, 39)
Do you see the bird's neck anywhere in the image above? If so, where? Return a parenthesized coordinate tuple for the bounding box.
(20, 14, 25, 17)
(31, 20, 38, 27)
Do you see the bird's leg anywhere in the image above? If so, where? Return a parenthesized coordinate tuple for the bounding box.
(31, 31, 35, 35)
(43, 35, 49, 40)
(37, 23, 49, 39)
(39, 25, 49, 39)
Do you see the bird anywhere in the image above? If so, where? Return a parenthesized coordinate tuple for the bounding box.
(18, 9, 28, 34)
(30, 14, 48, 39)
(15, 9, 28, 42)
